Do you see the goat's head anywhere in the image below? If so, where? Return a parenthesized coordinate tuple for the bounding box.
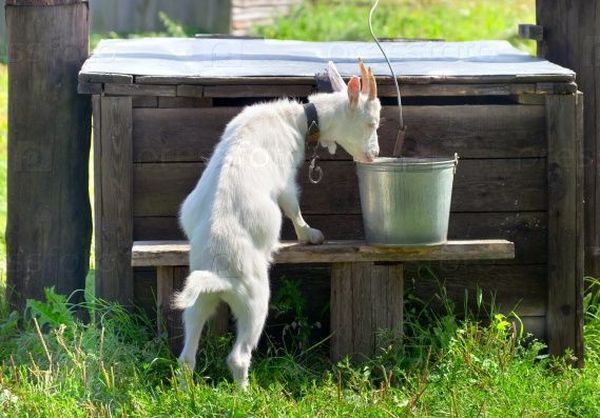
(318, 60, 381, 163)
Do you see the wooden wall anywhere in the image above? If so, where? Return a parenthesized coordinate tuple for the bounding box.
(130, 95, 549, 342)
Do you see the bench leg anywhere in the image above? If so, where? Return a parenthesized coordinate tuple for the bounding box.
(157, 266, 177, 352)
(330, 262, 403, 362)
(157, 266, 230, 355)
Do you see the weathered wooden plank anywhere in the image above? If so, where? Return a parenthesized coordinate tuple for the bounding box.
(132, 159, 547, 216)
(6, 1, 92, 309)
(105, 83, 176, 97)
(132, 105, 546, 162)
(379, 83, 539, 97)
(156, 266, 174, 336)
(406, 263, 547, 316)
(383, 106, 546, 158)
(538, 0, 599, 279)
(351, 263, 372, 359)
(133, 211, 547, 264)
(203, 84, 315, 98)
(330, 263, 352, 361)
(132, 108, 237, 163)
(176, 85, 204, 98)
(545, 94, 584, 365)
(95, 96, 134, 305)
(330, 262, 404, 361)
(79, 72, 133, 84)
(132, 96, 158, 108)
(158, 97, 213, 108)
(388, 264, 404, 337)
(78, 81, 102, 95)
(131, 239, 514, 267)
(149, 79, 570, 98)
(134, 106, 546, 162)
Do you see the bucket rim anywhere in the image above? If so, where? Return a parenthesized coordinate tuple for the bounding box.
(356, 156, 458, 168)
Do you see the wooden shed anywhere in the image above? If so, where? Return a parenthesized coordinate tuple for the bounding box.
(78, 38, 583, 362)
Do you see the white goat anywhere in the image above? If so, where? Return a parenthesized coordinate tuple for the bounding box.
(173, 60, 381, 389)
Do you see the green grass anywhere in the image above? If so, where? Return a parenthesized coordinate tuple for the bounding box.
(0, 281, 596, 417)
(253, 0, 536, 54)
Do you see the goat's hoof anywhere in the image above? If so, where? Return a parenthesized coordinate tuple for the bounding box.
(306, 228, 325, 245)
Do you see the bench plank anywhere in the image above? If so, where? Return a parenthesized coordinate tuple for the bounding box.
(132, 239, 515, 267)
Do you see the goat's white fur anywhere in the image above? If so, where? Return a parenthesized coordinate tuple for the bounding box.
(174, 61, 381, 389)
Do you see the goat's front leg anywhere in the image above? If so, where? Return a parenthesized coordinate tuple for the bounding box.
(278, 184, 324, 245)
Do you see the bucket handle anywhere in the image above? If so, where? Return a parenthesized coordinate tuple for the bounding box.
(453, 153, 460, 174)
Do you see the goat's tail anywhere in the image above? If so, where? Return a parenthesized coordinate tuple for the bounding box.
(171, 270, 232, 310)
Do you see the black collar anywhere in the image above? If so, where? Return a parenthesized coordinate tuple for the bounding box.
(303, 102, 320, 145)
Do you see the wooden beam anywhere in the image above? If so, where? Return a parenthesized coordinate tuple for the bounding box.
(545, 93, 584, 366)
(6, 0, 91, 309)
(537, 0, 600, 277)
(330, 262, 403, 361)
(131, 239, 515, 267)
(95, 96, 134, 305)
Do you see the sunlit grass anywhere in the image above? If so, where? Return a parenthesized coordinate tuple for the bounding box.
(254, 0, 536, 54)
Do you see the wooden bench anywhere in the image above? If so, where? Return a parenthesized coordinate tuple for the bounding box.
(132, 239, 514, 360)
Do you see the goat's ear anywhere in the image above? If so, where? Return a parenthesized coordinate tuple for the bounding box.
(347, 76, 360, 109)
(327, 61, 346, 92)
(358, 58, 370, 95)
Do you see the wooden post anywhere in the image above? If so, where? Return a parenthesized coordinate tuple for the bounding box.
(6, 0, 92, 309)
(330, 262, 403, 362)
(537, 0, 600, 276)
(157, 266, 230, 354)
(94, 95, 134, 305)
(545, 93, 584, 366)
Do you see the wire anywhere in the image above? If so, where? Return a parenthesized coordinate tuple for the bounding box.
(368, 0, 404, 129)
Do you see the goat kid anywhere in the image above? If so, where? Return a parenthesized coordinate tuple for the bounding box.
(173, 60, 381, 389)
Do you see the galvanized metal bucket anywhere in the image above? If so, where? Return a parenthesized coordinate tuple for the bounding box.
(356, 156, 459, 246)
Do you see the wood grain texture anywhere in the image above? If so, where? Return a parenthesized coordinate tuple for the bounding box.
(203, 84, 315, 98)
(132, 96, 158, 108)
(105, 83, 176, 97)
(406, 263, 547, 316)
(158, 97, 212, 108)
(330, 262, 403, 361)
(95, 96, 134, 305)
(537, 0, 600, 278)
(79, 72, 133, 84)
(156, 266, 174, 338)
(131, 239, 514, 267)
(132, 159, 547, 217)
(6, 1, 92, 309)
(133, 211, 547, 264)
(545, 94, 584, 365)
(131, 105, 546, 163)
(130, 79, 572, 97)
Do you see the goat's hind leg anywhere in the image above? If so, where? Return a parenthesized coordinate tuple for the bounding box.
(179, 293, 220, 371)
(225, 279, 270, 390)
